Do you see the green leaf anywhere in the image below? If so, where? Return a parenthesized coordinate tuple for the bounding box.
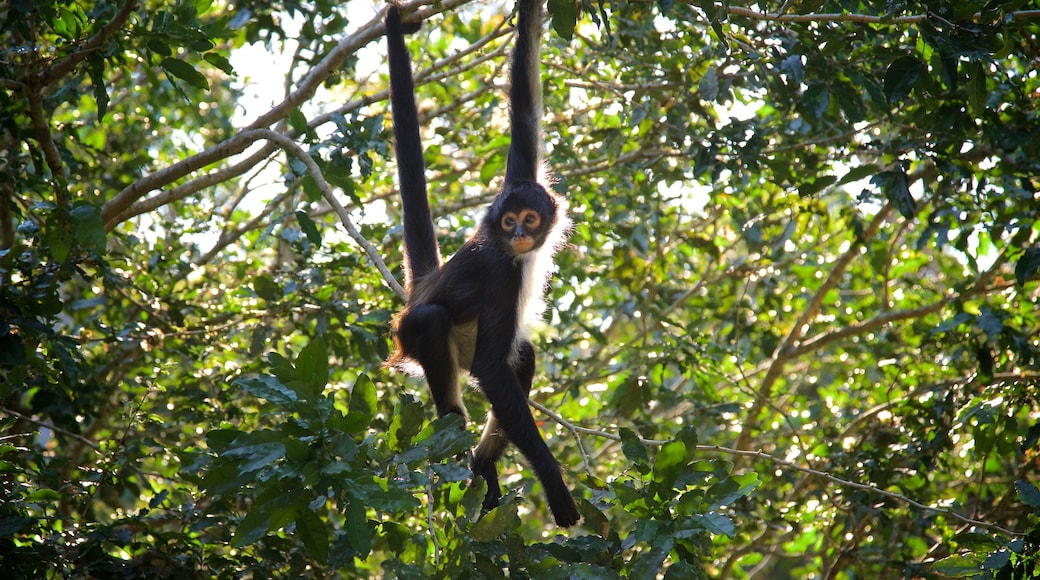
(1015, 480, 1040, 510)
(42, 223, 71, 262)
(690, 512, 735, 537)
(651, 440, 687, 490)
(631, 546, 670, 579)
(619, 428, 650, 472)
(236, 375, 297, 407)
(931, 554, 983, 577)
(696, 0, 729, 50)
(414, 414, 475, 462)
(470, 500, 519, 541)
(147, 39, 172, 56)
(0, 516, 32, 536)
(705, 473, 760, 510)
(204, 52, 234, 75)
(366, 486, 420, 512)
(252, 275, 281, 301)
(87, 54, 109, 120)
(26, 488, 63, 502)
(294, 338, 329, 398)
(69, 204, 106, 255)
(204, 428, 243, 452)
(546, 0, 578, 40)
(871, 169, 917, 219)
(977, 309, 1003, 338)
(390, 394, 424, 449)
(0, 333, 26, 366)
(802, 83, 830, 118)
(953, 531, 999, 552)
(267, 352, 297, 384)
(342, 499, 372, 559)
(479, 153, 504, 186)
(838, 164, 880, 186)
(676, 426, 698, 462)
(295, 210, 322, 246)
(289, 109, 309, 136)
(295, 508, 329, 564)
(981, 549, 1010, 572)
(160, 57, 210, 90)
(966, 60, 987, 116)
(1014, 247, 1040, 286)
(883, 55, 923, 105)
(232, 508, 271, 547)
(348, 373, 377, 419)
(698, 66, 719, 101)
(222, 442, 285, 473)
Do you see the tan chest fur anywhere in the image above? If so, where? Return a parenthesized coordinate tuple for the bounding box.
(450, 319, 478, 371)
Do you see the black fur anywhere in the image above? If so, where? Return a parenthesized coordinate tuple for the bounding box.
(385, 5, 440, 283)
(384, 1, 579, 528)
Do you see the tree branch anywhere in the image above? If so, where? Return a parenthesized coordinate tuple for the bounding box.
(735, 202, 895, 451)
(249, 129, 406, 299)
(26, 80, 68, 209)
(38, 0, 139, 87)
(244, 0, 470, 132)
(530, 399, 1025, 538)
(101, 0, 474, 230)
(721, 5, 1040, 25)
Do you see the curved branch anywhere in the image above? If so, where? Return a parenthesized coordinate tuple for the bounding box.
(26, 81, 68, 208)
(101, 0, 472, 230)
(734, 202, 895, 451)
(104, 144, 276, 229)
(38, 0, 139, 87)
(101, 130, 262, 226)
(244, 0, 470, 132)
(249, 129, 406, 299)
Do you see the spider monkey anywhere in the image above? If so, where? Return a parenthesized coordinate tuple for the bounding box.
(384, 1, 580, 527)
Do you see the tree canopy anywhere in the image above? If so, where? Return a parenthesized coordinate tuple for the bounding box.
(2, 0, 1039, 577)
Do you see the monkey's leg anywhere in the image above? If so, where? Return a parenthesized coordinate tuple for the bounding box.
(471, 340, 536, 513)
(471, 364, 579, 526)
(396, 304, 466, 418)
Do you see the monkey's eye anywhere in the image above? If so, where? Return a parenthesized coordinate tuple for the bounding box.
(520, 210, 541, 229)
(501, 214, 517, 230)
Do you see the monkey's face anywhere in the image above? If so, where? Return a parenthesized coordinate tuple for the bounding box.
(488, 181, 558, 256)
(500, 208, 544, 254)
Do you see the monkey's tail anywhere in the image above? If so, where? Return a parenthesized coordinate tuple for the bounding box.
(386, 5, 441, 283)
(504, 0, 545, 185)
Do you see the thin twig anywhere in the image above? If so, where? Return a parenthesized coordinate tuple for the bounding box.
(249, 128, 406, 299)
(528, 400, 1025, 538)
(721, 5, 1040, 25)
(1, 407, 102, 451)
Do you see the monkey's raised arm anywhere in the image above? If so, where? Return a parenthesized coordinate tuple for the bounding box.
(503, 0, 544, 185)
(386, 5, 441, 284)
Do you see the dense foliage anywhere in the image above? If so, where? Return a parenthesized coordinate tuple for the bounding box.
(2, 0, 1039, 577)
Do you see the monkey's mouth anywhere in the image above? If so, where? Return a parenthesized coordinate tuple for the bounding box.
(512, 238, 535, 253)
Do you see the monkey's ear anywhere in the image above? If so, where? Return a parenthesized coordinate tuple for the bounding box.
(387, 3, 423, 35)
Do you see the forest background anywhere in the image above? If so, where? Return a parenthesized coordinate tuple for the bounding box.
(2, 0, 1039, 577)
